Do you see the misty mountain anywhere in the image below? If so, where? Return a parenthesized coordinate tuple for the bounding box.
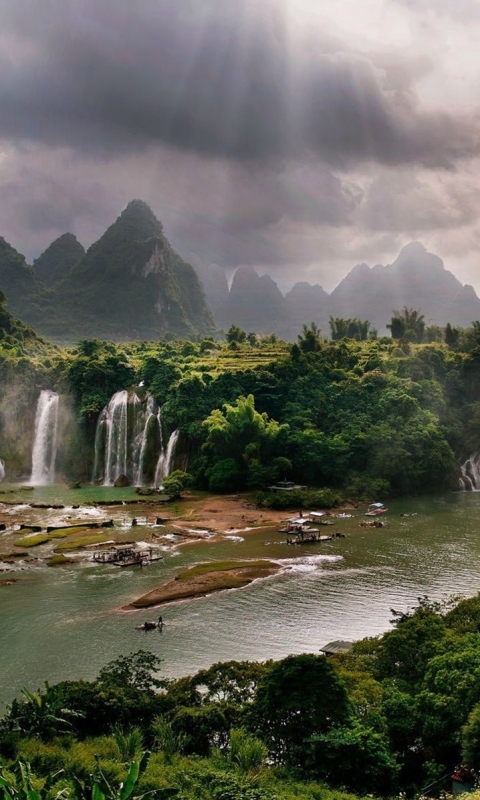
(195, 263, 229, 321)
(216, 265, 293, 339)
(200, 242, 480, 338)
(2, 215, 480, 343)
(329, 242, 480, 333)
(284, 282, 330, 334)
(33, 233, 85, 286)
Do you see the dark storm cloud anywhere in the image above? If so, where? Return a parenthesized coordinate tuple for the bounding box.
(1, 0, 479, 168)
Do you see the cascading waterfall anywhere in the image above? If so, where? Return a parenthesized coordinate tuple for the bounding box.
(30, 390, 60, 485)
(134, 394, 157, 486)
(0, 458, 5, 483)
(154, 428, 179, 487)
(459, 453, 480, 491)
(92, 391, 166, 486)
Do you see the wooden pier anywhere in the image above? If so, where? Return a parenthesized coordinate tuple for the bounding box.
(91, 543, 163, 567)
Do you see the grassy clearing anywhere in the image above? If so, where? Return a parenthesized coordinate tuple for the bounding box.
(177, 560, 277, 580)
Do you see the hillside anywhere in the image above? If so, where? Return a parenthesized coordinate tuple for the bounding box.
(0, 237, 44, 325)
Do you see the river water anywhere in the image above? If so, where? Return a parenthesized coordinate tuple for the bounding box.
(1, 486, 479, 709)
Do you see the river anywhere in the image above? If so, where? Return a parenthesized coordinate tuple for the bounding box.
(1, 486, 479, 709)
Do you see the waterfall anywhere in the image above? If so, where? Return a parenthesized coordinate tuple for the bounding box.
(92, 392, 164, 486)
(460, 454, 480, 491)
(30, 390, 59, 485)
(154, 429, 179, 487)
(134, 394, 157, 486)
(0, 458, 5, 483)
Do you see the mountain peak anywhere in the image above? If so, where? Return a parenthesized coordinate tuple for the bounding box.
(397, 241, 427, 259)
(110, 200, 163, 243)
(33, 233, 85, 286)
(393, 241, 444, 273)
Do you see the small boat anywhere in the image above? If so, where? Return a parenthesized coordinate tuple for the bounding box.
(135, 620, 164, 631)
(365, 502, 388, 516)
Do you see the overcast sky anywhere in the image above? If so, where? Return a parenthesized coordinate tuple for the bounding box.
(1, 0, 480, 291)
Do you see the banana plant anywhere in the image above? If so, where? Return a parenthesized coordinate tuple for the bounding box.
(71, 752, 167, 800)
(0, 760, 68, 800)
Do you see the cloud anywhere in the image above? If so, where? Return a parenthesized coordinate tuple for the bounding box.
(0, 0, 479, 168)
(361, 172, 480, 232)
(392, 0, 479, 21)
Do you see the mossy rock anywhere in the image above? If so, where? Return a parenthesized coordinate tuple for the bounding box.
(54, 533, 111, 552)
(14, 534, 51, 548)
(47, 554, 73, 567)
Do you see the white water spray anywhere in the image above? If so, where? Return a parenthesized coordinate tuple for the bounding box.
(154, 428, 179, 486)
(460, 454, 480, 491)
(30, 390, 59, 485)
(92, 392, 165, 485)
(0, 458, 5, 483)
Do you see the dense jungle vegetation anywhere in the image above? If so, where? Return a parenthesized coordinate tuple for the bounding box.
(3, 593, 480, 798)
(2, 301, 480, 496)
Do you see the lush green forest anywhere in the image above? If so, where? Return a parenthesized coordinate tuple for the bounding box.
(2, 303, 480, 496)
(3, 593, 480, 798)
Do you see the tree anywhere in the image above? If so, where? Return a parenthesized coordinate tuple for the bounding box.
(202, 395, 289, 491)
(226, 325, 246, 345)
(445, 322, 460, 348)
(329, 317, 371, 341)
(309, 721, 399, 795)
(387, 308, 425, 343)
(252, 654, 351, 765)
(297, 323, 322, 352)
(374, 599, 447, 686)
(98, 651, 164, 693)
(162, 470, 192, 499)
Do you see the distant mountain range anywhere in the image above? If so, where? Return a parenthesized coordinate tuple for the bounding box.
(1, 200, 479, 342)
(201, 241, 480, 338)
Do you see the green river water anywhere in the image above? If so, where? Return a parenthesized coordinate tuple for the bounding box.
(1, 485, 480, 709)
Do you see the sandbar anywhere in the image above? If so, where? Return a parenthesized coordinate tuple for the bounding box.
(123, 559, 280, 609)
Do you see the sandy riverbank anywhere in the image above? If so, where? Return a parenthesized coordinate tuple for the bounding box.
(165, 493, 288, 538)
